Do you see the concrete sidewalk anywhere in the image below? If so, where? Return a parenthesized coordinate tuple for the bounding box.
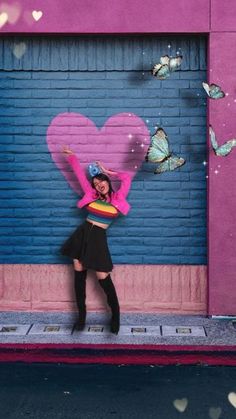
(0, 311, 235, 346)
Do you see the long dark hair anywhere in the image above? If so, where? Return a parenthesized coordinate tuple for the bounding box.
(91, 173, 114, 198)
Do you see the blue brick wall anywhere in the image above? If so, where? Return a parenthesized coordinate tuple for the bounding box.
(0, 36, 207, 264)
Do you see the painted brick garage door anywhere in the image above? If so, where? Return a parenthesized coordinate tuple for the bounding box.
(0, 35, 207, 313)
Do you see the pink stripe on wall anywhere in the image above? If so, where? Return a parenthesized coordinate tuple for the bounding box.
(0, 264, 207, 314)
(0, 0, 209, 33)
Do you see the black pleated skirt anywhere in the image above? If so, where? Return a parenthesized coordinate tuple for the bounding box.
(60, 221, 113, 272)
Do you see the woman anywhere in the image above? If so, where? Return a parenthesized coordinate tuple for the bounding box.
(61, 147, 131, 334)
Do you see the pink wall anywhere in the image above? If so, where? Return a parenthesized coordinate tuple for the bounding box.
(0, 265, 207, 314)
(1, 0, 236, 315)
(0, 0, 209, 33)
(208, 32, 236, 314)
(211, 0, 236, 31)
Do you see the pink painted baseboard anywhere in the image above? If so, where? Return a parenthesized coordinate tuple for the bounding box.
(0, 264, 207, 314)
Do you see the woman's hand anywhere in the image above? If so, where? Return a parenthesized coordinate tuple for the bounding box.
(96, 161, 117, 176)
(62, 146, 74, 156)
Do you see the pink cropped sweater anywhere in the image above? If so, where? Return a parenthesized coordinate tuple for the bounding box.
(67, 155, 131, 215)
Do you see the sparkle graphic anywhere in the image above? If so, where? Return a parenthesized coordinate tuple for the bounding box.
(146, 119, 150, 123)
(131, 149, 134, 153)
(202, 161, 207, 166)
(214, 169, 219, 174)
(128, 134, 133, 139)
(140, 143, 144, 148)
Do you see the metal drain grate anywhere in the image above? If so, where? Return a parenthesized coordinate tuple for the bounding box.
(121, 326, 161, 336)
(0, 324, 31, 335)
(131, 327, 147, 333)
(88, 326, 104, 333)
(28, 324, 73, 335)
(76, 325, 110, 335)
(161, 325, 206, 337)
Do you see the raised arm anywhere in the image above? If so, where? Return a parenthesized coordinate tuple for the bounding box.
(62, 147, 92, 193)
(114, 171, 131, 198)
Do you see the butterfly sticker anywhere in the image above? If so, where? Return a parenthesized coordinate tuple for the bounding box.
(152, 55, 183, 80)
(202, 82, 225, 99)
(209, 126, 236, 157)
(145, 128, 185, 174)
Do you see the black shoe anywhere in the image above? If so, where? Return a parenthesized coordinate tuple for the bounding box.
(110, 315, 120, 335)
(98, 274, 120, 335)
(74, 315, 86, 331)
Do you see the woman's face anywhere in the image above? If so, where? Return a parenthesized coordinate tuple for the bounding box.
(93, 177, 109, 196)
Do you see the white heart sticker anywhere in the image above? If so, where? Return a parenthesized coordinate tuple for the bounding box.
(12, 42, 27, 59)
(228, 392, 236, 408)
(0, 12, 8, 28)
(209, 407, 222, 419)
(173, 398, 188, 413)
(32, 10, 43, 21)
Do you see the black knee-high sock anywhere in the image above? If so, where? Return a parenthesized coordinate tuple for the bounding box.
(74, 270, 87, 330)
(98, 274, 120, 334)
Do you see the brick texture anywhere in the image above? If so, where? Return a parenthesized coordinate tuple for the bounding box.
(0, 35, 207, 265)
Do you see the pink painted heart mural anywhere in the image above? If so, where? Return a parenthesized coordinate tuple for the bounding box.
(47, 112, 150, 195)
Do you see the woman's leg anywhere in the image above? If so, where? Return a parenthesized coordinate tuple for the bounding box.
(96, 271, 120, 335)
(73, 259, 87, 331)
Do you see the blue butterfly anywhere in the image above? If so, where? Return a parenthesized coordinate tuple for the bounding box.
(202, 82, 225, 99)
(209, 126, 236, 157)
(152, 55, 183, 80)
(145, 128, 185, 174)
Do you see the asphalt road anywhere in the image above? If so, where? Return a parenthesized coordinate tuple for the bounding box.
(0, 363, 236, 418)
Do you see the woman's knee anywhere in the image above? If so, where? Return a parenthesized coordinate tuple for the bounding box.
(73, 259, 84, 271)
(96, 271, 109, 280)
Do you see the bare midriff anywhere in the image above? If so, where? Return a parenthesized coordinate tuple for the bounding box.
(86, 218, 109, 230)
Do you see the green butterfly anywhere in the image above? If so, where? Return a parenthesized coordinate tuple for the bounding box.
(145, 128, 185, 174)
(202, 82, 225, 99)
(152, 55, 183, 80)
(209, 126, 236, 156)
